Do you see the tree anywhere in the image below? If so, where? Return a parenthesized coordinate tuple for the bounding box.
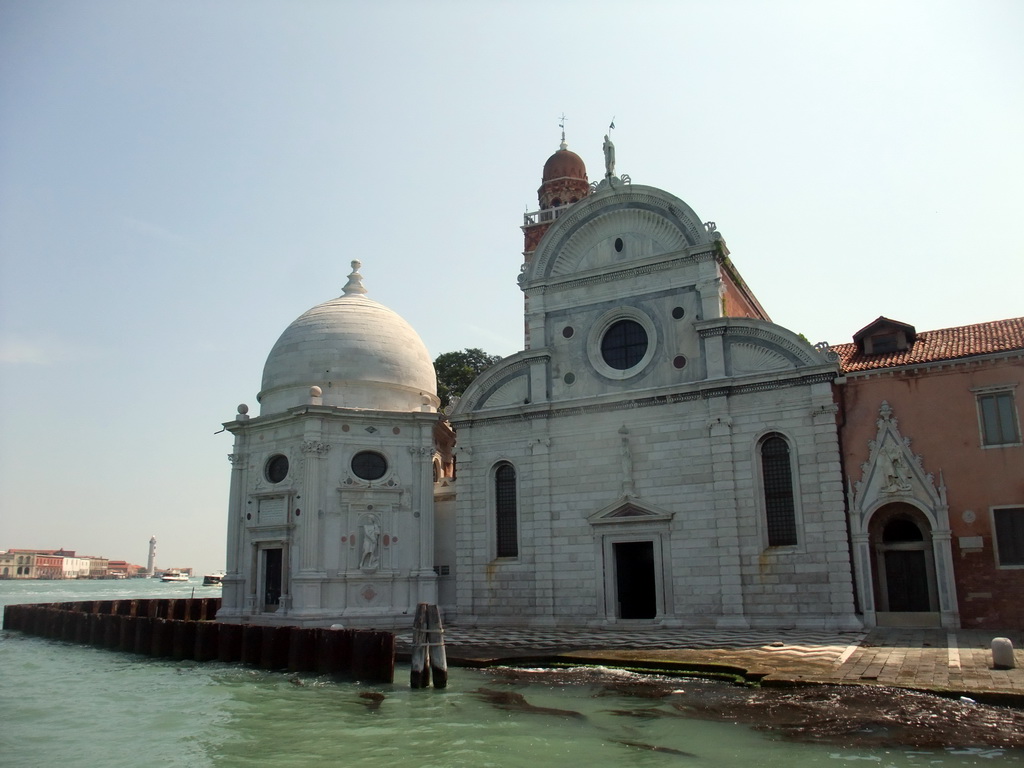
(434, 348, 502, 410)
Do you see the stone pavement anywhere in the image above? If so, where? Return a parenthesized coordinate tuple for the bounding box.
(395, 625, 1024, 704)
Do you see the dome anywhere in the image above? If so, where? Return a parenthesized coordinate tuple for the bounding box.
(258, 262, 438, 415)
(542, 147, 587, 182)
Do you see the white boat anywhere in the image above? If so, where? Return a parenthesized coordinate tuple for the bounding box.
(202, 572, 225, 586)
(160, 571, 189, 583)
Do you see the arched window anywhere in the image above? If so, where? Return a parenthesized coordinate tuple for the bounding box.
(761, 434, 797, 546)
(494, 463, 518, 558)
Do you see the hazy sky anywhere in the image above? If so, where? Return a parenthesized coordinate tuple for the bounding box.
(1, 0, 1021, 575)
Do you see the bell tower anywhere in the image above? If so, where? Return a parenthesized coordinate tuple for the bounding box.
(522, 122, 590, 260)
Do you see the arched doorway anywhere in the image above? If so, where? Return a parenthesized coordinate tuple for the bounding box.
(869, 503, 939, 626)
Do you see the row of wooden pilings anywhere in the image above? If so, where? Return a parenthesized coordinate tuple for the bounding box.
(1, 598, 395, 683)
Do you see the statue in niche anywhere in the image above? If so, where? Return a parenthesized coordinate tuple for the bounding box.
(880, 443, 912, 493)
(360, 521, 381, 570)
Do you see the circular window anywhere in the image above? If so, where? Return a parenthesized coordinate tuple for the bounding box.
(265, 454, 289, 484)
(351, 451, 387, 481)
(673, 355, 687, 369)
(671, 306, 685, 320)
(587, 308, 658, 381)
(562, 326, 574, 339)
(601, 319, 648, 370)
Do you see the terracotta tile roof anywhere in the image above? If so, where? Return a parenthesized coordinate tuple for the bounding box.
(832, 317, 1024, 373)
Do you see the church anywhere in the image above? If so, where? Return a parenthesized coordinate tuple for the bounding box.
(216, 132, 1021, 631)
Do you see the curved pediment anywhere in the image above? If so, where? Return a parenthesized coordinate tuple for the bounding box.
(700, 318, 839, 375)
(451, 350, 548, 414)
(524, 185, 714, 285)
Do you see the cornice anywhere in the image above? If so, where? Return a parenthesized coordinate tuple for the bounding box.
(451, 371, 836, 429)
(841, 350, 1024, 381)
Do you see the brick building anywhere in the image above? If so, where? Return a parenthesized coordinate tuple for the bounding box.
(834, 317, 1024, 629)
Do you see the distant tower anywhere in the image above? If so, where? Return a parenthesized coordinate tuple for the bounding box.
(147, 536, 157, 576)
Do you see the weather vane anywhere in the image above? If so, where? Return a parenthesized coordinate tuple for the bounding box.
(558, 112, 567, 147)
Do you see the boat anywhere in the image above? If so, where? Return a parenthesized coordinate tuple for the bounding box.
(160, 571, 189, 583)
(202, 572, 225, 586)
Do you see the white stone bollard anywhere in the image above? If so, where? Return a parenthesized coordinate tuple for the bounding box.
(991, 637, 1016, 670)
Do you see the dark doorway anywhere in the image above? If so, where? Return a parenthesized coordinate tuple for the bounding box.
(884, 549, 930, 611)
(614, 541, 657, 619)
(881, 518, 931, 612)
(262, 548, 282, 612)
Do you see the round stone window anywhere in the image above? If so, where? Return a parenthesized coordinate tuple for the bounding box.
(265, 454, 289, 484)
(351, 451, 387, 481)
(587, 308, 658, 381)
(601, 319, 648, 370)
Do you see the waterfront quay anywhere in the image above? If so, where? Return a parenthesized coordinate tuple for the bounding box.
(5, 593, 1021, 706)
(394, 625, 1024, 706)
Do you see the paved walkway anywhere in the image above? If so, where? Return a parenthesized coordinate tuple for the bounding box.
(396, 625, 1024, 703)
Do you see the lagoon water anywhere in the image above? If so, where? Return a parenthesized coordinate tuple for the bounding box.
(1, 579, 1019, 767)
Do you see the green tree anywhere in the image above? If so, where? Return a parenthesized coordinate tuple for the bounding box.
(434, 348, 502, 410)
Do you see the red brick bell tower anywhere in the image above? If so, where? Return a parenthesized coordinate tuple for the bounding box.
(522, 130, 590, 262)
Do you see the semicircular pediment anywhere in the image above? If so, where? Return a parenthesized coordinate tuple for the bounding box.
(525, 186, 713, 283)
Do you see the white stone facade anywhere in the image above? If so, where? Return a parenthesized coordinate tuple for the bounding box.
(219, 161, 862, 631)
(217, 263, 445, 627)
(450, 178, 861, 629)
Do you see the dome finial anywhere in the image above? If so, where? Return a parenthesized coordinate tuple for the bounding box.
(558, 112, 567, 150)
(342, 260, 368, 296)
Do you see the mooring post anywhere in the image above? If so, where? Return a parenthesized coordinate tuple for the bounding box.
(992, 637, 1016, 670)
(426, 604, 447, 689)
(410, 603, 430, 688)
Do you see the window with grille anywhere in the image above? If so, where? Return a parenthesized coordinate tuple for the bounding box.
(993, 507, 1024, 567)
(495, 463, 518, 558)
(977, 391, 1021, 446)
(600, 319, 648, 370)
(761, 434, 797, 546)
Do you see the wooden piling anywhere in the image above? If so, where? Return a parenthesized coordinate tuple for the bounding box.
(241, 624, 263, 666)
(288, 627, 318, 673)
(194, 620, 220, 662)
(119, 616, 138, 652)
(410, 603, 430, 688)
(134, 616, 155, 655)
(2, 599, 395, 684)
(410, 603, 447, 689)
(426, 604, 448, 689)
(352, 630, 395, 684)
(260, 626, 290, 670)
(151, 617, 175, 657)
(173, 619, 197, 660)
(217, 622, 243, 663)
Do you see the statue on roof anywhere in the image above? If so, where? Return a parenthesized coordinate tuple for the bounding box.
(603, 133, 615, 178)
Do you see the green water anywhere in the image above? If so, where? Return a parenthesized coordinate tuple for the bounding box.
(1, 580, 1019, 767)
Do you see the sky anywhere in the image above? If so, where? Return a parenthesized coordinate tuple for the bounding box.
(1, 0, 1021, 576)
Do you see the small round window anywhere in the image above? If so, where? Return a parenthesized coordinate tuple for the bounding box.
(351, 451, 387, 481)
(600, 319, 648, 370)
(265, 454, 289, 484)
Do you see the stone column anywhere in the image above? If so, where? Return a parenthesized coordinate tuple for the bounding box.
(529, 430, 555, 625)
(221, 450, 248, 617)
(298, 440, 330, 573)
(412, 425, 438, 605)
(707, 410, 749, 629)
